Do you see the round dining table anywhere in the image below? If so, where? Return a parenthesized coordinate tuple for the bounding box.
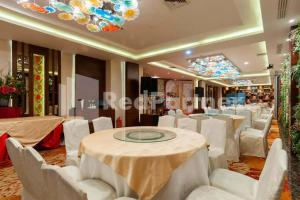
(78, 126, 210, 200)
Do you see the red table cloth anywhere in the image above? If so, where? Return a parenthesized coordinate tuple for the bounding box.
(0, 107, 22, 119)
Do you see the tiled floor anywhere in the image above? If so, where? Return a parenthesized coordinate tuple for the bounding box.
(0, 120, 291, 200)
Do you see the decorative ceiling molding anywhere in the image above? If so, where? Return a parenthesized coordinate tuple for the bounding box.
(0, 0, 264, 60)
(148, 61, 272, 87)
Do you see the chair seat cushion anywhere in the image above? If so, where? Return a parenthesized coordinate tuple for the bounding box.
(186, 185, 244, 200)
(210, 169, 258, 200)
(78, 179, 116, 200)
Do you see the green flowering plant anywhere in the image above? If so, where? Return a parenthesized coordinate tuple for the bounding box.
(279, 57, 291, 129)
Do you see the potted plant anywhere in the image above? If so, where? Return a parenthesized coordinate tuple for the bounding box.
(0, 72, 24, 107)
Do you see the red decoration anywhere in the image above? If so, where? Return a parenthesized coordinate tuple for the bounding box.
(0, 124, 63, 163)
(0, 107, 22, 119)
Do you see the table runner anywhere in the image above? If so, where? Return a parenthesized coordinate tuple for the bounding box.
(0, 116, 64, 146)
(79, 127, 207, 200)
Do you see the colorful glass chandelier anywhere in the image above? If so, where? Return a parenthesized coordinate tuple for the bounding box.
(17, 0, 140, 32)
(187, 54, 240, 79)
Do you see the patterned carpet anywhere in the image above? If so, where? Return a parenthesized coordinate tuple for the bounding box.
(0, 120, 291, 200)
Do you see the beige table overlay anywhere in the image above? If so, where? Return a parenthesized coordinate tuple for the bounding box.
(0, 116, 64, 146)
(79, 127, 207, 200)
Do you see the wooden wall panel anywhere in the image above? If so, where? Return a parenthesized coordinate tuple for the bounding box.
(125, 62, 139, 127)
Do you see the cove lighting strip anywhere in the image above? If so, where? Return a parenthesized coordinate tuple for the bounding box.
(0, 0, 263, 60)
(148, 61, 272, 87)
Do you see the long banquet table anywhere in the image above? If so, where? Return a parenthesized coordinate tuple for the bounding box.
(79, 126, 210, 200)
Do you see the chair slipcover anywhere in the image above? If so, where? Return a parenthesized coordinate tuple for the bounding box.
(177, 118, 197, 132)
(213, 115, 239, 161)
(6, 138, 42, 200)
(22, 147, 49, 200)
(158, 115, 175, 128)
(208, 139, 286, 200)
(42, 165, 88, 200)
(259, 138, 282, 180)
(255, 150, 288, 200)
(92, 117, 113, 132)
(189, 114, 209, 133)
(7, 138, 117, 200)
(63, 119, 90, 166)
(207, 109, 221, 115)
(185, 185, 244, 200)
(201, 119, 227, 170)
(42, 161, 117, 200)
(176, 109, 183, 114)
(236, 110, 252, 130)
(240, 115, 272, 157)
(167, 110, 176, 116)
(222, 109, 235, 115)
(253, 116, 271, 130)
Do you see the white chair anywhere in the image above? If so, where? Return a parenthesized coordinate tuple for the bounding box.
(201, 119, 228, 170)
(158, 115, 175, 127)
(168, 110, 176, 116)
(207, 108, 221, 115)
(236, 110, 252, 130)
(177, 118, 197, 132)
(6, 138, 36, 200)
(189, 114, 209, 133)
(187, 140, 287, 200)
(222, 109, 235, 115)
(92, 117, 113, 132)
(176, 109, 183, 114)
(43, 164, 117, 200)
(252, 114, 272, 130)
(27, 145, 117, 200)
(6, 138, 85, 200)
(213, 115, 239, 162)
(240, 115, 272, 158)
(63, 119, 90, 166)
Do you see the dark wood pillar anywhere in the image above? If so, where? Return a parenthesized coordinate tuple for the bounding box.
(125, 62, 140, 127)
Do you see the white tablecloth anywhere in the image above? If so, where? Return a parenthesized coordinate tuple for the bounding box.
(79, 127, 210, 200)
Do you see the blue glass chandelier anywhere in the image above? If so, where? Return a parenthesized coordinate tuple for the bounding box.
(188, 54, 240, 79)
(17, 0, 140, 32)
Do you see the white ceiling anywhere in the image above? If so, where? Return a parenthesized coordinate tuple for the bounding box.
(0, 0, 299, 86)
(163, 41, 269, 74)
(0, 0, 258, 50)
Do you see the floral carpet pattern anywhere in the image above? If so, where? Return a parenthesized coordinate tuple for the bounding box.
(0, 120, 291, 200)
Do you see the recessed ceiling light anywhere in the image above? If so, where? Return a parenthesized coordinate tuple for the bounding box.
(185, 50, 192, 55)
(244, 61, 249, 65)
(289, 19, 295, 24)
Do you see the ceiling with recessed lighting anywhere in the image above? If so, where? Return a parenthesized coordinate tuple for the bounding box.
(0, 0, 299, 86)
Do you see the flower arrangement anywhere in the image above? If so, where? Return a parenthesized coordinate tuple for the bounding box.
(0, 72, 24, 106)
(279, 56, 291, 129)
(290, 23, 300, 159)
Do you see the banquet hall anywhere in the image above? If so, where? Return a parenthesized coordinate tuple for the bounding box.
(0, 0, 300, 200)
